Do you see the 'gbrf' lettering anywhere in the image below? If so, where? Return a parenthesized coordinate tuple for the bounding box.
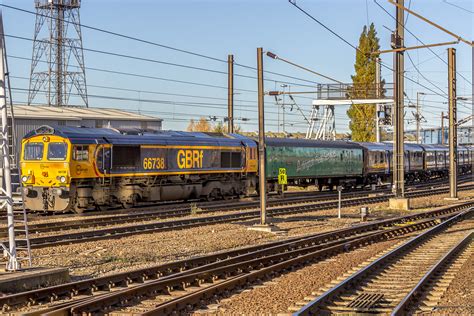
(177, 149, 204, 169)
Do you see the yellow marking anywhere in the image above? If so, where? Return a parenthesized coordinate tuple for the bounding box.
(177, 149, 204, 169)
(95, 169, 245, 178)
(142, 145, 239, 150)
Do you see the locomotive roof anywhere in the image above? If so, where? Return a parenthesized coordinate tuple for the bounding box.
(264, 138, 363, 149)
(24, 125, 253, 147)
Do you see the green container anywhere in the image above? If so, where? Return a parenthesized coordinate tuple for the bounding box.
(266, 145, 363, 179)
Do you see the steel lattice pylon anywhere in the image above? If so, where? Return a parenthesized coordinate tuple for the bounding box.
(306, 104, 336, 141)
(28, 0, 88, 107)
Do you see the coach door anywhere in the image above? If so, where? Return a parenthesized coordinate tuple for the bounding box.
(96, 145, 112, 176)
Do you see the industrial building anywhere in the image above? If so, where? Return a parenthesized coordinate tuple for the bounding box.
(419, 126, 473, 145)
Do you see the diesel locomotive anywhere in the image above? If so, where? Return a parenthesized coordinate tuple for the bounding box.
(20, 125, 472, 213)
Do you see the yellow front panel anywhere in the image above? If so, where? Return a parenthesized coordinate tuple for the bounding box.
(21, 135, 71, 188)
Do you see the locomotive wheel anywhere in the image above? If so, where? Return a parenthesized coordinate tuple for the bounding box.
(206, 188, 221, 201)
(122, 194, 139, 209)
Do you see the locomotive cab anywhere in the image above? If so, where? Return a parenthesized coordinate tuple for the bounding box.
(21, 133, 72, 211)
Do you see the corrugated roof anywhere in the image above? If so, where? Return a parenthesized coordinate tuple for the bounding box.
(9, 105, 162, 122)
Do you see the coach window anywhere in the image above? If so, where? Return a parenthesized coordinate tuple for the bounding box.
(47, 142, 68, 160)
(73, 145, 89, 161)
(24, 142, 44, 160)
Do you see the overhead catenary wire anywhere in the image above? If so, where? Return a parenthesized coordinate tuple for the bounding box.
(5, 33, 319, 89)
(7, 54, 258, 93)
(287, 0, 469, 100)
(9, 54, 323, 101)
(0, 3, 324, 86)
(373, 0, 472, 86)
(11, 87, 331, 118)
(10, 75, 261, 103)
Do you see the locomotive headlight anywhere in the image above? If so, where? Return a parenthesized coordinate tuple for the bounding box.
(59, 176, 67, 183)
(21, 176, 29, 182)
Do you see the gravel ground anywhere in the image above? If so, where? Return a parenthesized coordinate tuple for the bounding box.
(27, 189, 474, 280)
(212, 237, 409, 315)
(429, 251, 474, 315)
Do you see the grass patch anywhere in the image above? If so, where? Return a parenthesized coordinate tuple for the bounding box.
(190, 203, 205, 215)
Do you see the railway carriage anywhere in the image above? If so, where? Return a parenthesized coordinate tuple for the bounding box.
(420, 144, 449, 178)
(265, 138, 365, 190)
(404, 144, 425, 183)
(356, 142, 392, 184)
(457, 145, 471, 174)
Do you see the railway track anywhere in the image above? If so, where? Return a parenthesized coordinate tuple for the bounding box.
(2, 173, 469, 226)
(1, 201, 472, 314)
(294, 209, 473, 315)
(0, 186, 389, 238)
(2, 176, 470, 240)
(6, 182, 474, 249)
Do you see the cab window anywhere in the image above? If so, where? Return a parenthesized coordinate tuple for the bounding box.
(24, 143, 44, 160)
(73, 145, 89, 161)
(48, 142, 68, 160)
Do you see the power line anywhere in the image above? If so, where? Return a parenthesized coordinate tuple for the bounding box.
(373, 0, 472, 86)
(11, 87, 324, 119)
(287, 0, 453, 99)
(0, 3, 322, 86)
(406, 52, 448, 96)
(6, 33, 319, 88)
(10, 75, 260, 104)
(8, 54, 257, 93)
(442, 0, 474, 14)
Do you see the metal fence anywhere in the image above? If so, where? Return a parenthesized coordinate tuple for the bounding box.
(315, 83, 394, 100)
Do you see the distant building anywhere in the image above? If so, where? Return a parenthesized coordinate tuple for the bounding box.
(406, 126, 474, 145)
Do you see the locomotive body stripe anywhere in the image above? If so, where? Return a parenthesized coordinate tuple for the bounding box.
(94, 169, 245, 178)
(141, 145, 241, 150)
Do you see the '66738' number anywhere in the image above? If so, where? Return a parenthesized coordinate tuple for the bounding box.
(143, 157, 165, 170)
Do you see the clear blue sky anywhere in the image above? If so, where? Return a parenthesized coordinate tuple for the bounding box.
(3, 0, 473, 134)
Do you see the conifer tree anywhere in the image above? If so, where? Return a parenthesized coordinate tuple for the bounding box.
(347, 23, 383, 141)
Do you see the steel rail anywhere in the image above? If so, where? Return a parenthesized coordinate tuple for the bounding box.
(391, 231, 473, 316)
(294, 208, 473, 315)
(23, 184, 474, 248)
(0, 186, 392, 237)
(3, 174, 469, 232)
(62, 213, 459, 315)
(2, 183, 473, 249)
(1, 201, 470, 312)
